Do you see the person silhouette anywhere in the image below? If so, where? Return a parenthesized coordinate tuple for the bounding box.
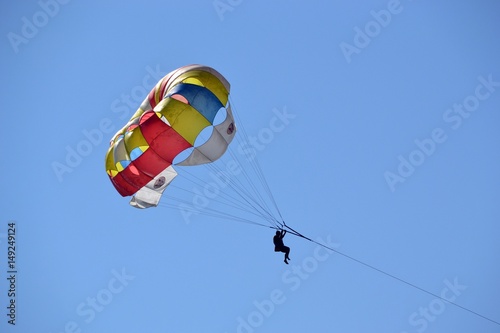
(273, 230, 291, 264)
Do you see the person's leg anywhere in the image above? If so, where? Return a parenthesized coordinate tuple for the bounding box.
(280, 247, 289, 264)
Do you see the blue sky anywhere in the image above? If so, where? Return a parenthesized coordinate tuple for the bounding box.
(1, 1, 500, 332)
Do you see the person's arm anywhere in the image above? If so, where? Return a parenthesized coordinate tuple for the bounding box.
(281, 230, 286, 238)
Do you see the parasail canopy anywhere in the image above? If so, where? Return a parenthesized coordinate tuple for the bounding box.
(105, 65, 236, 208)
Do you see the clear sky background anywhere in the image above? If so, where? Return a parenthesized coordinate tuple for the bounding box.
(1, 1, 500, 332)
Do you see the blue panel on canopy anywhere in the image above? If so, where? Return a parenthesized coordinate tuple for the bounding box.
(167, 83, 223, 124)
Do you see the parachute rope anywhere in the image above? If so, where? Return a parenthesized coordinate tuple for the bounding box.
(172, 167, 277, 225)
(279, 222, 500, 328)
(229, 96, 285, 223)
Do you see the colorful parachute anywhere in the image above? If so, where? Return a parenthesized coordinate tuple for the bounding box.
(105, 65, 236, 208)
